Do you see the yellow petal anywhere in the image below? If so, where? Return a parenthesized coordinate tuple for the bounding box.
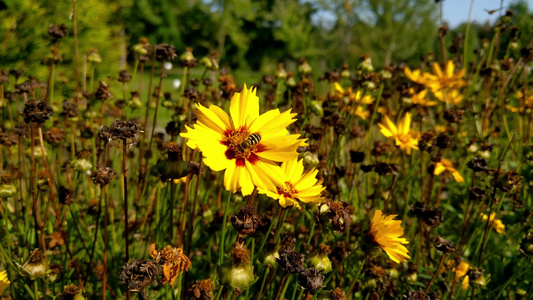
(195, 103, 232, 135)
(230, 84, 260, 129)
(434, 162, 446, 175)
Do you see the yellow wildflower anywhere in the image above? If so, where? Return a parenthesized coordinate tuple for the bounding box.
(369, 210, 411, 263)
(433, 89, 464, 105)
(410, 89, 438, 106)
(405, 67, 430, 85)
(378, 112, 419, 154)
(260, 158, 325, 209)
(452, 261, 470, 290)
(180, 84, 305, 196)
(424, 60, 466, 91)
(481, 213, 506, 234)
(334, 82, 374, 104)
(434, 159, 464, 182)
(0, 270, 10, 295)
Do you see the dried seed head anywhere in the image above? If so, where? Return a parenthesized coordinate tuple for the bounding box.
(443, 109, 464, 123)
(189, 279, 215, 300)
(19, 249, 50, 279)
(432, 236, 456, 253)
(61, 101, 78, 119)
(180, 47, 198, 68)
(277, 246, 305, 274)
(23, 100, 54, 124)
(92, 164, 115, 186)
(119, 259, 162, 298)
(156, 44, 177, 61)
(95, 81, 113, 101)
(48, 24, 68, 40)
(466, 157, 488, 172)
(298, 268, 324, 293)
(231, 205, 260, 236)
(519, 233, 533, 258)
(0, 132, 18, 147)
(349, 151, 365, 163)
(409, 201, 443, 227)
(118, 70, 131, 83)
(58, 185, 75, 205)
(403, 290, 431, 300)
(317, 200, 353, 234)
(109, 120, 140, 144)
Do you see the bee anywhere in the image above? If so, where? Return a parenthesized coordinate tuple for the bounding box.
(239, 133, 261, 151)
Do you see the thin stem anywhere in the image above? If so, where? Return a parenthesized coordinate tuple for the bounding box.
(122, 139, 130, 262)
(218, 192, 232, 265)
(425, 251, 446, 293)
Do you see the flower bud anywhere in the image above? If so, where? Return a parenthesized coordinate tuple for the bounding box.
(298, 58, 312, 75)
(275, 63, 287, 79)
(303, 152, 320, 168)
(309, 101, 324, 117)
(306, 244, 333, 274)
(25, 146, 46, 159)
(218, 242, 255, 293)
(70, 158, 93, 174)
(87, 49, 102, 64)
(0, 183, 17, 198)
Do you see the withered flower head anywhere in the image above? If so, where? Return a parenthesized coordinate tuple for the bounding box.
(496, 171, 522, 193)
(156, 44, 177, 61)
(109, 120, 140, 145)
(92, 164, 115, 186)
(23, 100, 54, 124)
(432, 236, 456, 253)
(60, 284, 84, 300)
(444, 108, 464, 123)
(165, 121, 181, 137)
(218, 241, 255, 293)
(0, 132, 18, 147)
(19, 249, 50, 279)
(183, 87, 199, 99)
(189, 279, 215, 300)
(157, 142, 190, 181)
(16, 80, 34, 94)
(118, 69, 131, 83)
(467, 157, 487, 172)
(61, 101, 78, 118)
(372, 141, 390, 156)
(119, 259, 162, 299)
(95, 81, 113, 101)
(409, 201, 443, 227)
(99, 126, 112, 143)
(298, 268, 324, 293)
(436, 133, 452, 149)
(403, 290, 431, 300)
(277, 246, 305, 274)
(58, 185, 75, 205)
(149, 243, 191, 285)
(231, 205, 259, 236)
(46, 232, 65, 249)
(375, 163, 399, 176)
(45, 127, 65, 145)
(467, 267, 485, 286)
(317, 200, 353, 234)
(48, 24, 68, 40)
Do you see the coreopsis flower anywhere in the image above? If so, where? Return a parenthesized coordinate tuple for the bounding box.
(452, 261, 470, 290)
(0, 270, 10, 295)
(260, 158, 325, 209)
(434, 158, 464, 182)
(378, 112, 419, 155)
(405, 66, 430, 85)
(409, 89, 438, 106)
(506, 90, 533, 113)
(149, 243, 191, 285)
(344, 105, 370, 120)
(424, 60, 466, 91)
(368, 210, 410, 263)
(433, 89, 464, 105)
(181, 84, 305, 196)
(481, 213, 506, 234)
(334, 82, 374, 104)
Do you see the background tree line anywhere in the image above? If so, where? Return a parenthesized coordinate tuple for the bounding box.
(1, 0, 532, 80)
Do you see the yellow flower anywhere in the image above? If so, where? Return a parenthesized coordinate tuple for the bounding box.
(405, 67, 430, 85)
(452, 261, 470, 290)
(410, 89, 438, 106)
(507, 91, 533, 112)
(481, 213, 506, 234)
(433, 89, 464, 105)
(369, 210, 411, 263)
(0, 270, 10, 295)
(334, 82, 374, 104)
(378, 112, 419, 155)
(434, 159, 464, 182)
(181, 84, 305, 196)
(344, 105, 370, 120)
(424, 61, 466, 91)
(260, 158, 325, 209)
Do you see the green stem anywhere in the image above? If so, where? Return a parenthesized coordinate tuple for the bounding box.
(34, 280, 39, 300)
(218, 192, 232, 265)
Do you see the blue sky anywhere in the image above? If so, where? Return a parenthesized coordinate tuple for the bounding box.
(442, 0, 533, 27)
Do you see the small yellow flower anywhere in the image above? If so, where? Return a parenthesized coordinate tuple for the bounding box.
(433, 89, 464, 105)
(425, 61, 466, 91)
(507, 91, 533, 112)
(0, 270, 10, 295)
(378, 112, 419, 155)
(334, 82, 374, 104)
(405, 67, 430, 85)
(409, 89, 438, 106)
(369, 210, 411, 263)
(344, 106, 370, 120)
(452, 261, 470, 290)
(260, 158, 325, 209)
(434, 159, 464, 182)
(481, 213, 506, 234)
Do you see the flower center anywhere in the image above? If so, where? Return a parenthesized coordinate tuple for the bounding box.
(276, 181, 298, 199)
(225, 129, 255, 159)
